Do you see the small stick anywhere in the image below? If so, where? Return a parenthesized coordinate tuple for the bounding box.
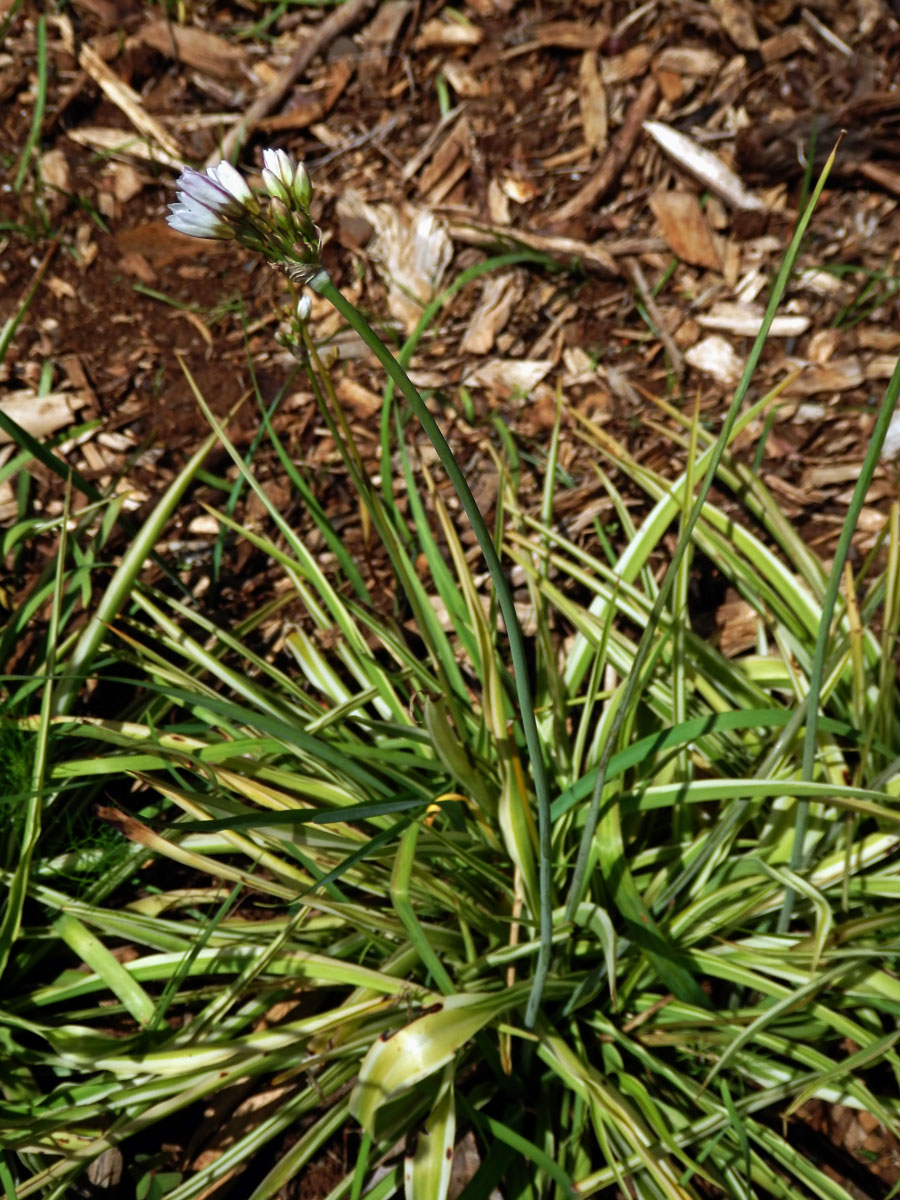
(207, 0, 377, 168)
(550, 74, 658, 223)
(625, 256, 684, 378)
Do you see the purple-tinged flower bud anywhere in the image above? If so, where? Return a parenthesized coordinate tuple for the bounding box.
(167, 200, 236, 240)
(207, 160, 259, 214)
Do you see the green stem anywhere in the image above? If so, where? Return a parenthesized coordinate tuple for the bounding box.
(311, 271, 554, 1026)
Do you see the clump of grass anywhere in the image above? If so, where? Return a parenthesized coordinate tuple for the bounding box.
(3, 147, 900, 1200)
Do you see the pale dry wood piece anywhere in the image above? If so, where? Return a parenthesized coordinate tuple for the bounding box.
(533, 20, 608, 50)
(0, 391, 88, 442)
(415, 14, 482, 48)
(445, 218, 618, 276)
(442, 60, 486, 98)
(783, 359, 864, 394)
(361, 0, 412, 46)
(417, 114, 469, 195)
(601, 45, 653, 85)
(697, 303, 809, 337)
(41, 148, 70, 191)
(625, 257, 684, 378)
(710, 0, 759, 50)
(579, 51, 608, 154)
(649, 191, 720, 269)
(55, 14, 183, 162)
(551, 74, 659, 223)
(209, 0, 376, 167)
(801, 6, 853, 55)
(759, 28, 813, 63)
(655, 47, 723, 75)
(644, 121, 765, 211)
(857, 0, 885, 36)
(881, 407, 900, 460)
(463, 359, 553, 393)
(138, 20, 248, 79)
(336, 376, 383, 417)
(684, 335, 743, 385)
(858, 328, 900, 350)
(461, 272, 525, 355)
(66, 126, 184, 169)
(487, 178, 511, 225)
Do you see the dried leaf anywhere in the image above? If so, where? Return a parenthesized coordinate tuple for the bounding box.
(337, 190, 453, 333)
(649, 191, 720, 269)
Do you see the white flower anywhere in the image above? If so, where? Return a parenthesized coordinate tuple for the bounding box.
(206, 160, 258, 213)
(296, 293, 311, 321)
(167, 199, 235, 240)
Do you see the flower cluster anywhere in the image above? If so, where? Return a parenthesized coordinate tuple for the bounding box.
(167, 149, 322, 284)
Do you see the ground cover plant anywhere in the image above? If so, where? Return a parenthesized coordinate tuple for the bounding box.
(4, 122, 900, 1200)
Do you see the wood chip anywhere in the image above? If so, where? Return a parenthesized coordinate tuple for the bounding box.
(138, 20, 248, 79)
(361, 0, 412, 45)
(66, 125, 183, 169)
(463, 359, 552, 393)
(415, 15, 482, 47)
(759, 28, 812, 63)
(644, 120, 766, 211)
(578, 51, 608, 154)
(55, 14, 183, 162)
(697, 303, 810, 337)
(460, 272, 524, 355)
(655, 47, 723, 75)
(601, 45, 653, 84)
(534, 21, 607, 50)
(783, 359, 865, 394)
(552, 75, 659, 222)
(710, 0, 759, 49)
(649, 191, 721, 269)
(0, 391, 88, 442)
(684, 335, 744, 385)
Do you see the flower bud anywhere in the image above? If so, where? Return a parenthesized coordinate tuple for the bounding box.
(296, 293, 312, 321)
(292, 162, 312, 211)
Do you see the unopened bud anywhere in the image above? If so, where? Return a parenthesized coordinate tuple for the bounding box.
(296, 293, 312, 321)
(292, 162, 312, 211)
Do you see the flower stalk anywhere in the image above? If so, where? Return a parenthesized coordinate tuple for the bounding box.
(167, 152, 555, 1025)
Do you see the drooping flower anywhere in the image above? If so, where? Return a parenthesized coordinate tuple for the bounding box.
(167, 151, 321, 279)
